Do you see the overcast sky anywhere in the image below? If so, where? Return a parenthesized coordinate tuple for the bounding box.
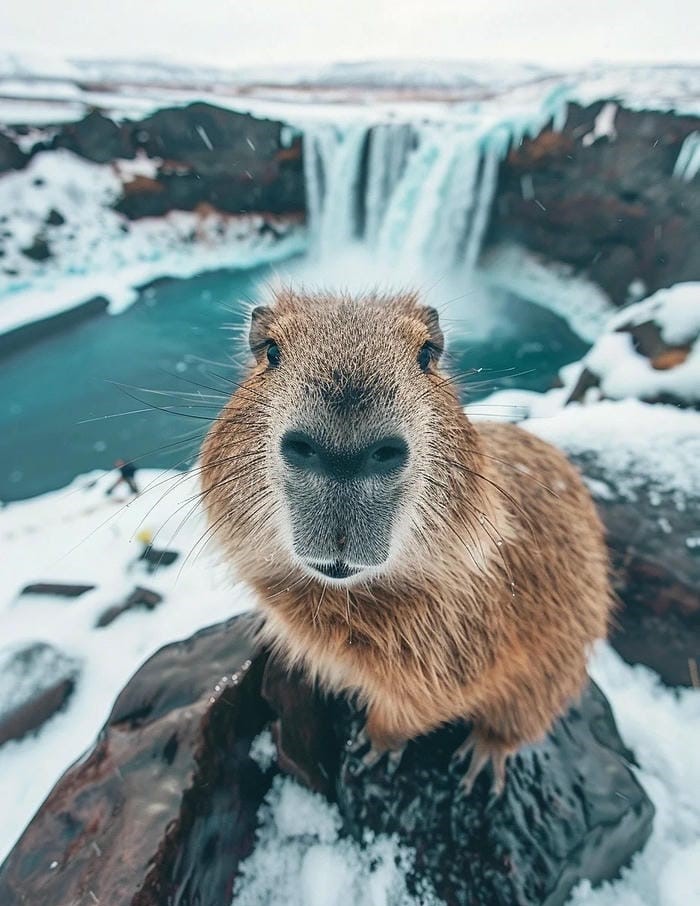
(4, 0, 699, 70)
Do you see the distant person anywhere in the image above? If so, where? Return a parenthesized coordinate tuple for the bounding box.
(106, 459, 139, 497)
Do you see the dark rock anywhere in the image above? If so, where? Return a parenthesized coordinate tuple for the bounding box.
(0, 614, 270, 906)
(45, 208, 65, 227)
(20, 236, 51, 262)
(572, 451, 700, 686)
(0, 133, 26, 173)
(112, 103, 305, 219)
(0, 643, 80, 747)
(0, 616, 654, 906)
(491, 103, 700, 304)
(20, 582, 96, 598)
(96, 586, 164, 627)
(138, 545, 179, 571)
(51, 110, 134, 163)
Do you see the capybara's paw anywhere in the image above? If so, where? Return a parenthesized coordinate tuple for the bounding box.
(452, 727, 513, 796)
(347, 725, 406, 774)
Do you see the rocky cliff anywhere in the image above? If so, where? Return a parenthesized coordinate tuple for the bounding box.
(490, 101, 700, 305)
(1, 102, 305, 219)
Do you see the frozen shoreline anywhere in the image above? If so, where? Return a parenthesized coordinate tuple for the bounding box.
(0, 230, 307, 342)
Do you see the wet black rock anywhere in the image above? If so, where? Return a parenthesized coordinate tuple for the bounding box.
(20, 236, 50, 261)
(21, 582, 96, 597)
(330, 685, 653, 906)
(45, 208, 66, 227)
(0, 133, 26, 173)
(51, 110, 132, 163)
(264, 656, 655, 906)
(0, 643, 80, 747)
(0, 614, 269, 906)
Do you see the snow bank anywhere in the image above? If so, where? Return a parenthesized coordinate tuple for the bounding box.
(572, 65, 700, 117)
(0, 467, 255, 862)
(526, 398, 700, 504)
(0, 150, 306, 336)
(570, 644, 700, 906)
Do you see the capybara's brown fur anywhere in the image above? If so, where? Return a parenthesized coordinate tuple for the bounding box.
(200, 288, 612, 788)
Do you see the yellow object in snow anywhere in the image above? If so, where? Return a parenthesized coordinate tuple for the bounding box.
(135, 528, 153, 546)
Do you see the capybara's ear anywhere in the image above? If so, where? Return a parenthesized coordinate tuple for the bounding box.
(249, 305, 274, 358)
(419, 305, 445, 356)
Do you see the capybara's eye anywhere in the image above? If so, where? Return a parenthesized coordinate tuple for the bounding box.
(266, 341, 281, 368)
(417, 342, 434, 372)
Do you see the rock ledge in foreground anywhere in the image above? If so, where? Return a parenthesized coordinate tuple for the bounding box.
(0, 615, 653, 906)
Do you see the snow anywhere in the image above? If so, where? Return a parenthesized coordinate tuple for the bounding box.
(0, 467, 255, 862)
(249, 728, 278, 772)
(582, 101, 618, 146)
(571, 65, 700, 117)
(569, 645, 700, 906)
(526, 398, 700, 502)
(624, 282, 700, 346)
(574, 284, 700, 405)
(0, 150, 306, 335)
(232, 776, 441, 906)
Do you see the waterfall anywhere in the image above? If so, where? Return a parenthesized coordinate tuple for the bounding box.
(302, 123, 370, 256)
(299, 87, 570, 275)
(363, 123, 414, 245)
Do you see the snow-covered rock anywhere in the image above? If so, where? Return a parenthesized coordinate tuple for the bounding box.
(567, 283, 700, 408)
(0, 643, 79, 746)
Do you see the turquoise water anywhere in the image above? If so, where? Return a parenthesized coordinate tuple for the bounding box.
(0, 266, 587, 502)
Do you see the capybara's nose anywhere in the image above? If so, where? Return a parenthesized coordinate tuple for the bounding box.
(280, 430, 409, 481)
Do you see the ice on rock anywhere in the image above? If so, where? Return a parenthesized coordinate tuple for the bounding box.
(249, 728, 277, 772)
(582, 102, 618, 147)
(673, 131, 700, 182)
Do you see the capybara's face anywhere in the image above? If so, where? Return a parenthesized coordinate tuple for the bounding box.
(201, 289, 477, 591)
